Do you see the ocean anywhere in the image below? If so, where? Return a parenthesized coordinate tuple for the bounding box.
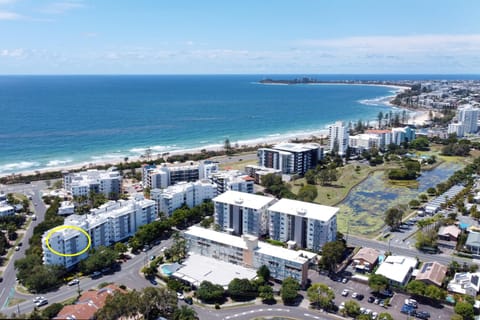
(0, 74, 477, 175)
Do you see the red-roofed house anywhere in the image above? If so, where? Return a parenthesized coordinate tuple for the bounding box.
(54, 284, 126, 320)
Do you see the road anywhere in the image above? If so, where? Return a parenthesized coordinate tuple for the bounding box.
(0, 181, 47, 314)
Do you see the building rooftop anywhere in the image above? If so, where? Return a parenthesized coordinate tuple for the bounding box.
(267, 198, 338, 222)
(375, 255, 417, 284)
(173, 253, 257, 287)
(185, 225, 249, 249)
(438, 225, 461, 239)
(256, 242, 311, 264)
(352, 247, 380, 265)
(466, 231, 480, 248)
(415, 261, 447, 287)
(213, 190, 276, 210)
(272, 142, 320, 153)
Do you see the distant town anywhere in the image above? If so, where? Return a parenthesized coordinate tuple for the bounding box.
(2, 79, 480, 319)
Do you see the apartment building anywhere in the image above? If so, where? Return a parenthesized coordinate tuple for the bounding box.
(210, 170, 254, 194)
(63, 168, 122, 199)
(257, 143, 323, 175)
(448, 122, 465, 138)
(458, 105, 479, 134)
(42, 195, 156, 269)
(328, 121, 349, 156)
(268, 198, 338, 252)
(391, 126, 416, 145)
(184, 226, 315, 287)
(348, 133, 382, 153)
(244, 165, 282, 184)
(150, 180, 217, 216)
(142, 161, 218, 189)
(213, 190, 276, 237)
(364, 129, 392, 149)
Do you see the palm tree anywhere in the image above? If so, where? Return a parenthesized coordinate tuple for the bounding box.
(173, 305, 198, 320)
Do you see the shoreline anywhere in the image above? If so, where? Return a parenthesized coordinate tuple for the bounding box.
(0, 83, 425, 179)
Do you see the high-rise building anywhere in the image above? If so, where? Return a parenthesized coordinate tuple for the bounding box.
(150, 180, 217, 216)
(210, 170, 254, 194)
(257, 143, 323, 175)
(268, 198, 338, 252)
(391, 126, 416, 145)
(213, 190, 276, 237)
(448, 122, 465, 138)
(42, 195, 156, 269)
(328, 121, 349, 156)
(458, 105, 479, 134)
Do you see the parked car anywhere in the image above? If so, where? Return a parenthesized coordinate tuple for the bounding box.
(351, 292, 358, 299)
(14, 246, 20, 251)
(401, 304, 416, 316)
(184, 297, 193, 305)
(416, 311, 430, 319)
(341, 289, 349, 297)
(356, 294, 364, 301)
(367, 296, 375, 303)
(176, 292, 184, 300)
(405, 298, 418, 308)
(149, 278, 158, 286)
(150, 255, 156, 261)
(90, 271, 102, 279)
(341, 278, 348, 283)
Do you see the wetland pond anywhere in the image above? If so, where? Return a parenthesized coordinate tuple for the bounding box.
(337, 161, 463, 237)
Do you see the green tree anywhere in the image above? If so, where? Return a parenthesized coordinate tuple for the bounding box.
(258, 285, 275, 303)
(257, 265, 271, 283)
(384, 207, 403, 230)
(197, 281, 225, 304)
(454, 301, 474, 320)
(344, 300, 360, 317)
(114, 242, 128, 257)
(424, 285, 446, 301)
(410, 137, 430, 150)
(409, 199, 420, 208)
(41, 303, 64, 319)
(280, 277, 299, 305)
(297, 184, 318, 202)
(227, 278, 258, 301)
(318, 239, 345, 272)
(419, 193, 428, 202)
(173, 305, 198, 320)
(368, 274, 389, 293)
(137, 287, 178, 320)
(406, 280, 426, 296)
(305, 169, 317, 185)
(378, 312, 394, 320)
(427, 187, 437, 196)
(79, 246, 118, 275)
(307, 283, 335, 310)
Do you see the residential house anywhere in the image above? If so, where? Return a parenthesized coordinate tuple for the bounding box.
(352, 247, 380, 272)
(375, 255, 417, 286)
(447, 272, 480, 297)
(414, 261, 447, 287)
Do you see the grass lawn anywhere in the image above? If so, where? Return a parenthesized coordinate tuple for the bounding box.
(7, 298, 26, 307)
(219, 159, 257, 171)
(290, 163, 372, 206)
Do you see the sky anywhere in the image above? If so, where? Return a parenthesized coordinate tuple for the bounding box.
(1, 0, 480, 74)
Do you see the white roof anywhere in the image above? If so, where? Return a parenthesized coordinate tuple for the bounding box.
(273, 142, 320, 153)
(256, 242, 311, 264)
(213, 190, 276, 210)
(185, 226, 248, 249)
(267, 198, 338, 221)
(375, 255, 417, 284)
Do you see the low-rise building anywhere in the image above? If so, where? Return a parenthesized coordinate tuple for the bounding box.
(375, 255, 417, 286)
(244, 165, 282, 184)
(437, 225, 461, 249)
(465, 231, 480, 255)
(210, 170, 254, 194)
(447, 272, 480, 297)
(0, 203, 15, 217)
(414, 261, 447, 287)
(351, 247, 380, 272)
(184, 226, 314, 287)
(58, 201, 75, 215)
(54, 284, 126, 320)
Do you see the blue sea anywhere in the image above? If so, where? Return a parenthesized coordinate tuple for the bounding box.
(0, 74, 478, 175)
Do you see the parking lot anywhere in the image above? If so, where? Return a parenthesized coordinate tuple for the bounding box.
(308, 270, 454, 319)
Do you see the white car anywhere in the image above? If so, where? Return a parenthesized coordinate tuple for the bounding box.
(35, 299, 48, 307)
(176, 292, 184, 300)
(341, 289, 349, 297)
(33, 296, 45, 303)
(68, 279, 79, 286)
(372, 311, 378, 319)
(351, 292, 358, 299)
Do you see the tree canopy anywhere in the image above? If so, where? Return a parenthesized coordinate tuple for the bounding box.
(196, 281, 225, 304)
(280, 277, 299, 305)
(368, 274, 389, 292)
(228, 278, 258, 301)
(307, 283, 335, 310)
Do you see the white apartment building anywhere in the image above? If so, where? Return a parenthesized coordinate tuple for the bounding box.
(257, 143, 323, 175)
(184, 226, 315, 287)
(391, 126, 416, 145)
(63, 168, 122, 199)
(142, 161, 219, 189)
(328, 121, 349, 156)
(213, 190, 277, 237)
(458, 105, 479, 134)
(58, 201, 75, 216)
(268, 199, 338, 252)
(42, 195, 156, 269)
(364, 130, 392, 150)
(349, 133, 381, 152)
(210, 170, 254, 195)
(150, 180, 217, 216)
(448, 122, 465, 138)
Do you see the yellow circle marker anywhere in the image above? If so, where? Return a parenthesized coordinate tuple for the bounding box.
(45, 225, 91, 257)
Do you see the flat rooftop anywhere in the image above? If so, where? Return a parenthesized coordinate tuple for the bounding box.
(273, 143, 319, 153)
(267, 198, 338, 221)
(185, 225, 249, 249)
(173, 253, 257, 287)
(212, 190, 276, 210)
